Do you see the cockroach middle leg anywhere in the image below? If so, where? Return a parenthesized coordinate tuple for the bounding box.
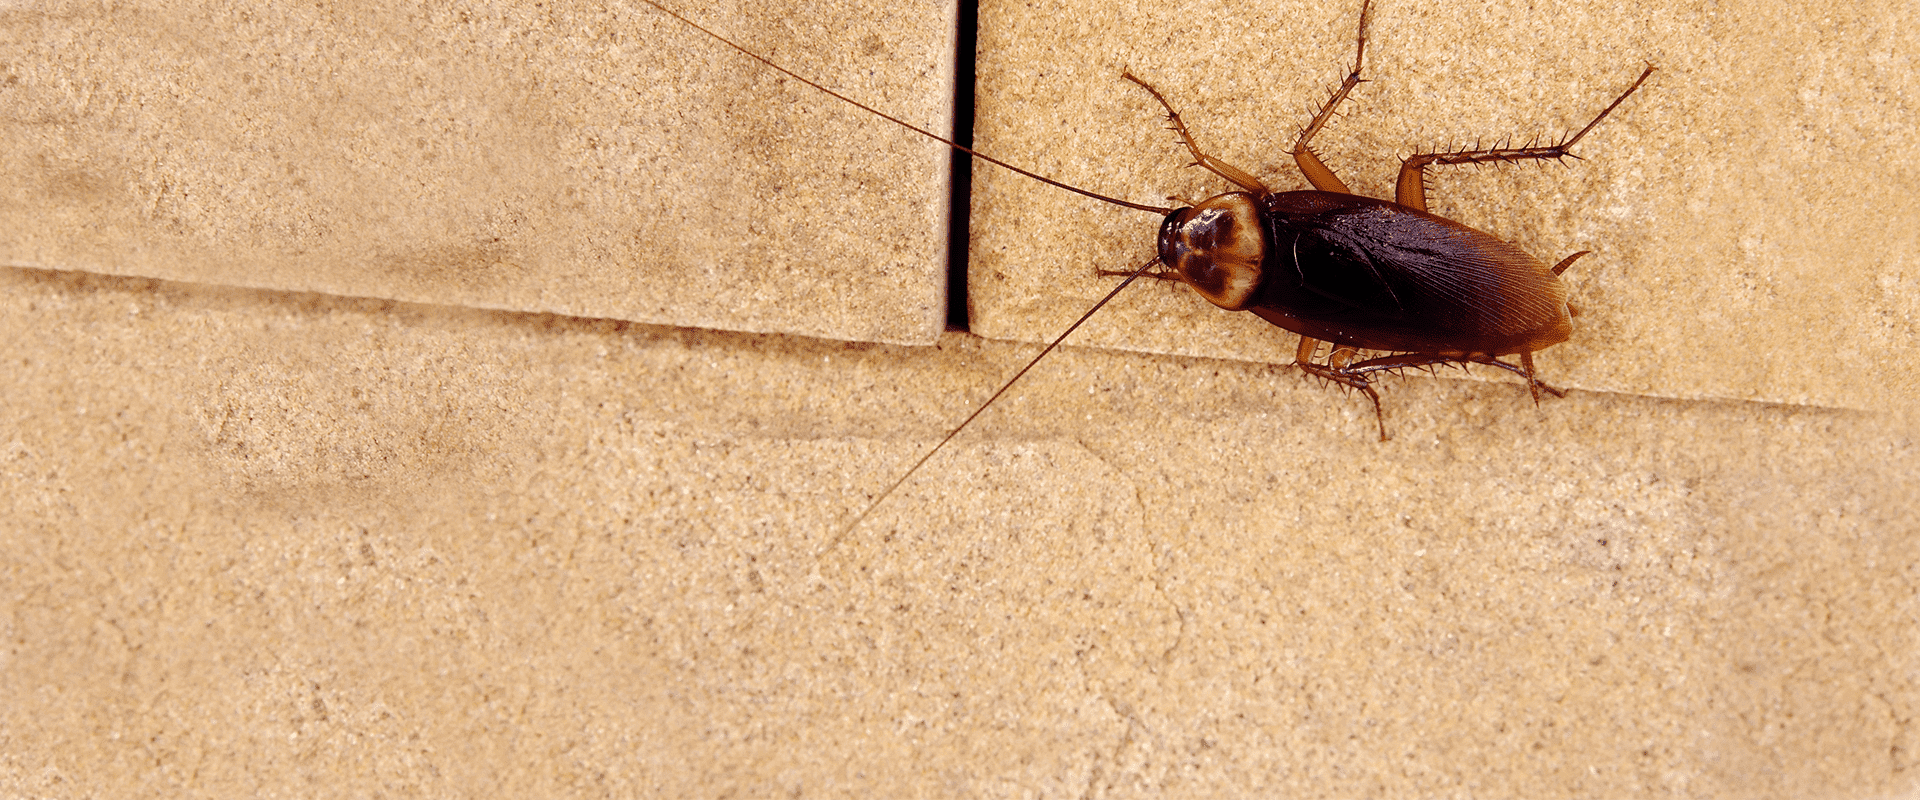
(1294, 337, 1391, 441)
(1291, 0, 1373, 194)
(1393, 63, 1657, 211)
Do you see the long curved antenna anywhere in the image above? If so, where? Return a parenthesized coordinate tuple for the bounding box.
(638, 0, 1173, 216)
(821, 258, 1159, 555)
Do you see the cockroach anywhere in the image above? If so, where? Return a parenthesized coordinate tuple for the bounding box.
(637, 0, 1653, 542)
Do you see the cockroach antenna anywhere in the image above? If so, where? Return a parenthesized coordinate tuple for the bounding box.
(635, 0, 1178, 550)
(633, 0, 1173, 217)
(823, 259, 1158, 553)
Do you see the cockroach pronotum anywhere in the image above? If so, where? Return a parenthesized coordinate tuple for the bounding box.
(637, 0, 1654, 541)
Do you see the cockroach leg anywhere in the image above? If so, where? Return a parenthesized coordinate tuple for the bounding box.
(1295, 335, 1324, 366)
(1485, 354, 1566, 401)
(1336, 352, 1566, 398)
(1295, 344, 1569, 437)
(1520, 351, 1543, 404)
(1123, 73, 1270, 195)
(1297, 361, 1389, 441)
(1394, 64, 1656, 211)
(1291, 337, 1388, 440)
(1291, 0, 1373, 194)
(1501, 355, 1568, 400)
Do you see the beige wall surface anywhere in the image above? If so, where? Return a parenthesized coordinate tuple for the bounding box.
(4, 0, 1918, 798)
(1, 0, 957, 344)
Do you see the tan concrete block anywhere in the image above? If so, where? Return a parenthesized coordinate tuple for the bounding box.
(4, 266, 1916, 797)
(0, 0, 956, 344)
(5, 0, 1918, 795)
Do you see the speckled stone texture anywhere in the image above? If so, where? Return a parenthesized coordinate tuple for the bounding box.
(1, 0, 956, 344)
(3, 0, 1917, 797)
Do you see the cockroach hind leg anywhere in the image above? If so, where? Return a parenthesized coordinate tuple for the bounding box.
(1337, 351, 1565, 408)
(1477, 353, 1567, 402)
(1362, 384, 1389, 441)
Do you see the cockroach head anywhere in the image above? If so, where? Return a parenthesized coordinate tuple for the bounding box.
(1156, 193, 1266, 310)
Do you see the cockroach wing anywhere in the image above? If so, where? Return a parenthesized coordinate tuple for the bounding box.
(1248, 191, 1572, 356)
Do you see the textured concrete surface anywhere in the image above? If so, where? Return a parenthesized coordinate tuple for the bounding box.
(4, 0, 1919, 797)
(0, 0, 956, 344)
(4, 267, 1916, 797)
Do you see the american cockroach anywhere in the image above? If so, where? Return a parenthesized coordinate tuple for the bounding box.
(637, 0, 1653, 540)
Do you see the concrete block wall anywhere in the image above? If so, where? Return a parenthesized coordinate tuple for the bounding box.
(4, 0, 1915, 796)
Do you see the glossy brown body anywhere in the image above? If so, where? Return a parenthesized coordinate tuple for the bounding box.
(1133, 1, 1653, 438)
(1218, 190, 1571, 357)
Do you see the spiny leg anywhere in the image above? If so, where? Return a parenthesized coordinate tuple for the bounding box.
(1334, 351, 1567, 399)
(1121, 0, 1380, 195)
(1296, 338, 1571, 440)
(1520, 351, 1542, 404)
(1292, 0, 1373, 194)
(1394, 63, 1656, 211)
(1122, 73, 1270, 194)
(1473, 353, 1566, 401)
(1295, 337, 1390, 441)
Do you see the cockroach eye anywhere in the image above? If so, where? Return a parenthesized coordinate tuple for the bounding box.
(1158, 193, 1266, 310)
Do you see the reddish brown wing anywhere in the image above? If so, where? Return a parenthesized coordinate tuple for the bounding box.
(1247, 191, 1570, 355)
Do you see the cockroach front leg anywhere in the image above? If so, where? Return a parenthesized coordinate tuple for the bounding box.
(1123, 73, 1271, 195)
